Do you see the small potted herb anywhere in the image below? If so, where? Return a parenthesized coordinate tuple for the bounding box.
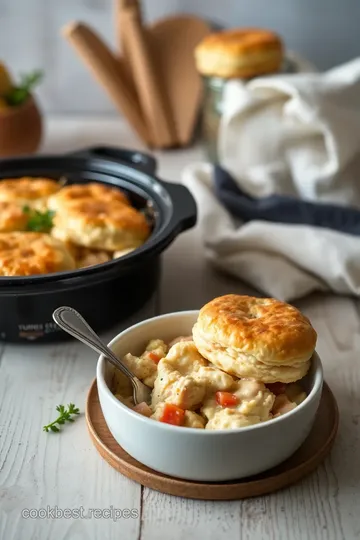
(0, 62, 43, 158)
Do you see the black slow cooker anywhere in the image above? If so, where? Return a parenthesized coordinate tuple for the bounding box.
(0, 146, 197, 343)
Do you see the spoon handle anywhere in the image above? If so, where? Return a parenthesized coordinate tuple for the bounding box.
(52, 306, 135, 381)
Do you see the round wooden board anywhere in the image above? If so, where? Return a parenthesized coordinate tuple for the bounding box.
(86, 380, 339, 500)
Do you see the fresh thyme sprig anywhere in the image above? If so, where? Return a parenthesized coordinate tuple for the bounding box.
(43, 403, 80, 433)
(23, 205, 55, 233)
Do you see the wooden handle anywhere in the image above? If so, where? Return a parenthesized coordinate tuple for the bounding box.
(115, 0, 142, 56)
(121, 8, 178, 148)
(62, 21, 151, 146)
(118, 0, 141, 11)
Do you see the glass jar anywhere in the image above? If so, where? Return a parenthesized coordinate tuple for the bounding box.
(200, 57, 298, 162)
(200, 76, 227, 163)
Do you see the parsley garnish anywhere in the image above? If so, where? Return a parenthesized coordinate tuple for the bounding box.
(23, 206, 55, 233)
(43, 403, 80, 433)
(5, 70, 43, 106)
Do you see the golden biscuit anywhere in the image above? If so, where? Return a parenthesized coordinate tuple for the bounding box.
(195, 28, 283, 79)
(0, 177, 61, 210)
(0, 232, 76, 276)
(193, 294, 317, 383)
(0, 202, 29, 232)
(48, 182, 130, 213)
(51, 198, 150, 251)
(49, 182, 149, 251)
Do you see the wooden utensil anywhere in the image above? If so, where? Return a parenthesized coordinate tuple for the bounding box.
(149, 15, 211, 146)
(120, 4, 177, 148)
(114, 0, 140, 92)
(86, 379, 339, 500)
(62, 21, 151, 145)
(115, 0, 142, 57)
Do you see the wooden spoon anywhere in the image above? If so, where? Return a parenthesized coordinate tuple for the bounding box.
(62, 21, 151, 146)
(115, 0, 142, 58)
(120, 4, 178, 148)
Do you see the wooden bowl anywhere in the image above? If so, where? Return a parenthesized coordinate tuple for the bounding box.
(0, 95, 42, 158)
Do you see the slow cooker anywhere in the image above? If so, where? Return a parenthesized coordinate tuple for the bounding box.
(0, 146, 197, 343)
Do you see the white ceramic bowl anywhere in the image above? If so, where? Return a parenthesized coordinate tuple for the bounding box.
(97, 310, 323, 482)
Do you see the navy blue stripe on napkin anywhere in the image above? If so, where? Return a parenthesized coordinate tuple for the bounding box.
(213, 165, 360, 236)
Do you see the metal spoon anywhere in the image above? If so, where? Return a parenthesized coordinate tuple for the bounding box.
(52, 306, 152, 405)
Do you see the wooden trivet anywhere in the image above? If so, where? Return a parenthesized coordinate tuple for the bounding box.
(86, 380, 339, 500)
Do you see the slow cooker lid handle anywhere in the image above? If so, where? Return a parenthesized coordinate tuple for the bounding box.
(67, 146, 157, 176)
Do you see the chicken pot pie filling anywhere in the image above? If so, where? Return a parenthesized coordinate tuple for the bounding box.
(112, 337, 307, 430)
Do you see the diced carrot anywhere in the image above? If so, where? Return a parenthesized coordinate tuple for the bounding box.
(266, 382, 287, 395)
(133, 402, 152, 417)
(159, 403, 185, 426)
(215, 391, 238, 407)
(148, 352, 161, 364)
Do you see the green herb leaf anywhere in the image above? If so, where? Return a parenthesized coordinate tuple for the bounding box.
(23, 206, 55, 233)
(68, 403, 80, 415)
(5, 69, 43, 106)
(43, 403, 80, 434)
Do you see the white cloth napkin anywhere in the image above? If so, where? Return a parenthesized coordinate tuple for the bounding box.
(183, 58, 360, 301)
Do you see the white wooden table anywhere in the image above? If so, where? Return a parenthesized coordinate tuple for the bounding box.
(1, 118, 359, 540)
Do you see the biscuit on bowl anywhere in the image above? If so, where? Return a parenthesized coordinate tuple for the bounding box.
(0, 177, 61, 210)
(97, 310, 323, 481)
(193, 295, 317, 383)
(0, 231, 76, 276)
(195, 28, 283, 79)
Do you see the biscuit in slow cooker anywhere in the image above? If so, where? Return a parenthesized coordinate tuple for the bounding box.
(192, 294, 317, 383)
(0, 177, 61, 210)
(194, 28, 283, 79)
(48, 182, 130, 213)
(0, 202, 29, 232)
(0, 232, 76, 276)
(51, 198, 150, 251)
